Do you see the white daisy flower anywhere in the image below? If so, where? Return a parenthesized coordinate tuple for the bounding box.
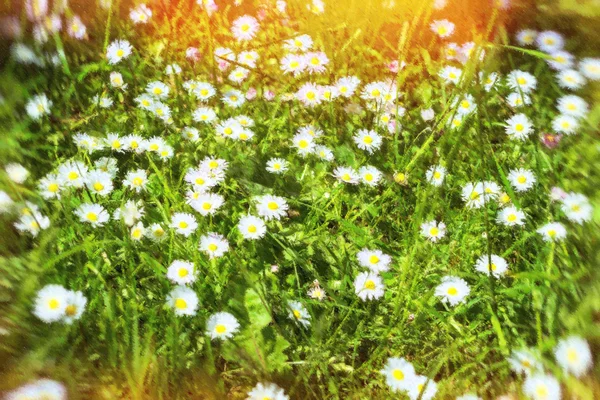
(166, 260, 196, 285)
(38, 173, 64, 199)
(407, 375, 437, 400)
(228, 67, 249, 84)
(189, 193, 224, 216)
(238, 215, 267, 240)
(426, 165, 446, 186)
(247, 382, 289, 400)
(5, 163, 28, 183)
(304, 51, 329, 74)
(547, 50, 574, 71)
(296, 82, 322, 107)
(86, 169, 113, 196)
(359, 165, 382, 186)
(557, 95, 588, 119)
(430, 19, 455, 38)
(551, 114, 578, 135)
(354, 272, 385, 301)
(336, 76, 360, 98)
(420, 220, 446, 242)
(130, 221, 145, 241)
(146, 81, 169, 99)
(516, 29, 537, 46)
(113, 200, 144, 226)
(106, 39, 132, 64)
(497, 206, 526, 227)
(554, 336, 593, 378)
(354, 129, 382, 153)
(506, 70, 537, 93)
(165, 63, 181, 75)
(439, 65, 462, 84)
(421, 108, 435, 121)
(123, 169, 148, 192)
(256, 195, 288, 220)
(129, 3, 152, 24)
(557, 69, 586, 90)
(33, 284, 68, 323)
(508, 168, 536, 192)
(237, 50, 259, 68)
(454, 94, 476, 115)
(94, 157, 118, 177)
(508, 348, 542, 375)
(482, 72, 500, 91)
(135, 94, 154, 109)
(333, 166, 360, 184)
(292, 132, 315, 156)
(308, 285, 326, 301)
(170, 212, 197, 237)
(287, 300, 311, 327)
(109, 71, 126, 89)
(474, 254, 508, 277)
(536, 30, 564, 53)
(266, 158, 289, 174)
(123, 135, 146, 153)
(105, 133, 125, 152)
(199, 232, 229, 258)
(194, 82, 217, 101)
(504, 113, 533, 140)
(206, 312, 240, 340)
(67, 15, 86, 39)
(579, 57, 600, 81)
(381, 357, 417, 392)
(561, 192, 592, 224)
(182, 127, 200, 142)
(26, 93, 52, 120)
(435, 276, 470, 306)
(222, 89, 246, 108)
(15, 212, 50, 237)
(523, 373, 561, 400)
(63, 290, 87, 324)
(75, 203, 109, 226)
(283, 34, 313, 52)
(0, 191, 13, 213)
(536, 222, 567, 242)
(357, 248, 392, 273)
(231, 15, 259, 41)
(166, 286, 198, 316)
(314, 145, 335, 162)
(506, 92, 531, 108)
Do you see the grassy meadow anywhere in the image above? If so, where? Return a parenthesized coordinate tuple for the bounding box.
(0, 0, 599, 399)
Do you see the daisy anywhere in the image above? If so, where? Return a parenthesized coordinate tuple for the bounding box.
(561, 192, 592, 224)
(359, 165, 382, 186)
(435, 276, 470, 306)
(497, 206, 526, 226)
(86, 170, 113, 196)
(26, 93, 52, 120)
(426, 165, 446, 186)
(63, 290, 87, 324)
(314, 145, 335, 162)
(0, 191, 13, 213)
(231, 15, 259, 41)
(536, 31, 564, 53)
(167, 260, 196, 285)
(191, 107, 217, 126)
(284, 34, 313, 52)
(199, 232, 229, 258)
(256, 195, 288, 220)
(113, 200, 144, 226)
(15, 212, 50, 237)
(547, 50, 574, 71)
(215, 118, 243, 139)
(167, 286, 198, 316)
(554, 336, 593, 377)
(508, 168, 536, 192)
(557, 69, 586, 90)
(171, 212, 197, 237)
(189, 193, 224, 216)
(201, 157, 229, 177)
(508, 348, 542, 375)
(292, 132, 315, 156)
(407, 375, 437, 400)
(354, 129, 382, 153)
(150, 101, 171, 121)
(507, 92, 531, 108)
(448, 114, 464, 130)
(420, 220, 446, 242)
(182, 127, 200, 142)
(504, 113, 533, 140)
(148, 223, 167, 242)
(296, 82, 322, 107)
(146, 81, 169, 99)
(357, 248, 392, 273)
(33, 284, 68, 323)
(506, 70, 537, 93)
(354, 272, 385, 301)
(579, 57, 600, 81)
(165, 63, 181, 75)
(336, 76, 360, 98)
(333, 166, 360, 184)
(551, 114, 578, 135)
(228, 67, 249, 84)
(455, 94, 476, 115)
(266, 158, 288, 174)
(237, 51, 259, 68)
(38, 173, 64, 199)
(381, 357, 417, 392)
(206, 312, 240, 340)
(5, 163, 29, 183)
(130, 3, 152, 24)
(516, 29, 537, 46)
(557, 95, 588, 119)
(130, 222, 145, 241)
(237, 215, 267, 240)
(304, 51, 329, 74)
(287, 300, 311, 327)
(76, 203, 109, 227)
(421, 108, 435, 121)
(106, 39, 132, 64)
(537, 222, 567, 242)
(482, 72, 500, 91)
(67, 15, 86, 39)
(247, 382, 289, 400)
(73, 133, 102, 153)
(523, 373, 561, 400)
(439, 65, 462, 84)
(280, 53, 306, 76)
(123, 169, 148, 192)
(194, 82, 217, 101)
(222, 89, 246, 108)
(184, 168, 217, 192)
(474, 254, 509, 277)
(430, 19, 455, 38)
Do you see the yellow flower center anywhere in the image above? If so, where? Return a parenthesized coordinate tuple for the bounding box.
(87, 212, 98, 222)
(268, 202, 279, 210)
(369, 255, 379, 264)
(363, 136, 373, 144)
(364, 173, 373, 182)
(364, 280, 376, 290)
(447, 287, 458, 295)
(517, 176, 526, 184)
(548, 229, 556, 237)
(179, 221, 188, 229)
(175, 298, 187, 309)
(93, 182, 104, 191)
(515, 123, 524, 132)
(116, 49, 124, 57)
(178, 268, 188, 277)
(209, 161, 218, 169)
(470, 191, 480, 200)
(208, 243, 218, 251)
(567, 349, 578, 362)
(48, 299, 59, 309)
(430, 227, 439, 236)
(241, 23, 250, 32)
(150, 144, 159, 151)
(68, 171, 79, 180)
(392, 369, 404, 381)
(433, 171, 441, 179)
(153, 87, 163, 95)
(517, 77, 526, 85)
(342, 173, 351, 181)
(202, 203, 212, 210)
(65, 304, 77, 316)
(507, 214, 517, 222)
(48, 183, 59, 192)
(306, 91, 316, 100)
(133, 177, 143, 186)
(536, 385, 548, 398)
(293, 310, 301, 319)
(248, 225, 257, 233)
(215, 324, 227, 333)
(132, 229, 142, 239)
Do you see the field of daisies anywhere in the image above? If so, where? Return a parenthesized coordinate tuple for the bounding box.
(1, 0, 600, 399)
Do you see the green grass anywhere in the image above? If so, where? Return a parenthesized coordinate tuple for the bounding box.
(0, 0, 599, 399)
